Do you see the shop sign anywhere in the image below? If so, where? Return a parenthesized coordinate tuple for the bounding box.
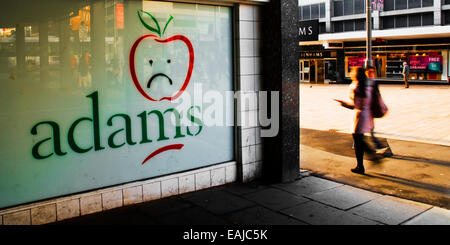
(408, 55, 443, 73)
(0, 3, 234, 208)
(300, 52, 323, 59)
(299, 20, 319, 41)
(372, 0, 383, 11)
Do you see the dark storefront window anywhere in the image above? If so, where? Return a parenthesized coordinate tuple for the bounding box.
(445, 0, 450, 5)
(344, 0, 353, 15)
(319, 22, 326, 33)
(299, 3, 325, 21)
(408, 14, 422, 27)
(334, 1, 344, 16)
(444, 10, 450, 25)
(320, 3, 325, 18)
(344, 20, 354, 31)
(311, 4, 319, 19)
(333, 21, 344, 32)
(384, 1, 395, 10)
(422, 12, 434, 25)
(396, 15, 408, 27)
(355, 19, 365, 30)
(354, 0, 365, 14)
(396, 0, 408, 9)
(383, 16, 395, 29)
(422, 0, 433, 7)
(408, 0, 421, 9)
(302, 5, 311, 20)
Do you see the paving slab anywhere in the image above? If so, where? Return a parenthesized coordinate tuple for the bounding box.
(272, 176, 344, 196)
(402, 207, 450, 225)
(181, 188, 256, 215)
(349, 195, 432, 225)
(226, 206, 308, 225)
(305, 185, 383, 210)
(242, 188, 310, 211)
(154, 206, 231, 225)
(281, 201, 381, 225)
(221, 181, 269, 195)
(137, 196, 193, 218)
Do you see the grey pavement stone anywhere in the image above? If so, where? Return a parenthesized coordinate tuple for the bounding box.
(226, 206, 308, 225)
(182, 188, 256, 215)
(155, 206, 231, 225)
(305, 185, 383, 210)
(281, 201, 381, 225)
(243, 188, 309, 211)
(272, 176, 343, 196)
(349, 195, 432, 225)
(402, 207, 450, 225)
(222, 181, 268, 195)
(138, 196, 193, 218)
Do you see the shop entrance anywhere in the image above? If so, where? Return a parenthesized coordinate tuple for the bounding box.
(299, 59, 324, 83)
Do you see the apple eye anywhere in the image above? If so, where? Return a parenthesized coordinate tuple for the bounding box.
(167, 59, 171, 64)
(149, 60, 153, 66)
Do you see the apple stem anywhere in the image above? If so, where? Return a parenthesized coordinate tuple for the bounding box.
(138, 10, 174, 38)
(162, 15, 174, 36)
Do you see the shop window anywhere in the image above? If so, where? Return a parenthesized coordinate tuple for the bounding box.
(395, 15, 408, 28)
(319, 22, 326, 33)
(384, 0, 395, 10)
(422, 0, 433, 7)
(320, 3, 326, 18)
(303, 5, 311, 20)
(396, 0, 408, 10)
(383, 16, 395, 29)
(408, 14, 421, 27)
(334, 0, 344, 17)
(344, 0, 353, 15)
(408, 0, 421, 9)
(355, 19, 365, 30)
(333, 21, 344, 32)
(445, 0, 450, 5)
(0, 0, 234, 209)
(344, 20, 354, 31)
(444, 10, 450, 25)
(299, 6, 302, 20)
(311, 4, 319, 19)
(354, 0, 365, 14)
(422, 12, 433, 26)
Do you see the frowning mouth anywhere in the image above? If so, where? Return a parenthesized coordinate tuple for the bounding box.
(141, 144, 184, 165)
(147, 73, 173, 88)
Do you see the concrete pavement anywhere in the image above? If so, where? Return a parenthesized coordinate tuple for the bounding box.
(52, 172, 450, 225)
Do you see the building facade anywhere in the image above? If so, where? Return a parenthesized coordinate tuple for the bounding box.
(0, 0, 300, 225)
(299, 0, 450, 83)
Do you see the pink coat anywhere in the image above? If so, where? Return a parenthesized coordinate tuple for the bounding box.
(349, 82, 374, 134)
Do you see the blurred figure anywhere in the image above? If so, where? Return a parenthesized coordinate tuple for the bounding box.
(78, 52, 91, 88)
(366, 66, 390, 154)
(334, 67, 379, 174)
(402, 61, 409, 88)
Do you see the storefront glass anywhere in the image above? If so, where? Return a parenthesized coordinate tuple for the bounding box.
(0, 0, 234, 208)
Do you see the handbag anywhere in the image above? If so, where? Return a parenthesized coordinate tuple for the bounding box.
(371, 85, 388, 118)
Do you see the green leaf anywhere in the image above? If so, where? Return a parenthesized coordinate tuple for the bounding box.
(162, 15, 174, 36)
(137, 10, 161, 36)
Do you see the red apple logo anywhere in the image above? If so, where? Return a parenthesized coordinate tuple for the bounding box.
(129, 10, 196, 164)
(129, 10, 194, 101)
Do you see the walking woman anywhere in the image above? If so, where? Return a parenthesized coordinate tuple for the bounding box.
(334, 67, 378, 174)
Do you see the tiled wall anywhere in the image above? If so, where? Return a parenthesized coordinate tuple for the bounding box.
(0, 3, 266, 225)
(237, 4, 264, 183)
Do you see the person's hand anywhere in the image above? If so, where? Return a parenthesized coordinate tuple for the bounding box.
(334, 99, 354, 109)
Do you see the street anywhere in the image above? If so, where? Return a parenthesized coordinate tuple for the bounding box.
(299, 83, 450, 208)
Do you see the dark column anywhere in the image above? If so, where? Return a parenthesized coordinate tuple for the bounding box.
(59, 18, 71, 88)
(261, 0, 299, 183)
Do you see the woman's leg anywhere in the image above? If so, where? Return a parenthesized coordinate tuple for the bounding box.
(352, 134, 365, 174)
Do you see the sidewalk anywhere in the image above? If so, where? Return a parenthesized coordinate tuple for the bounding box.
(53, 170, 450, 225)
